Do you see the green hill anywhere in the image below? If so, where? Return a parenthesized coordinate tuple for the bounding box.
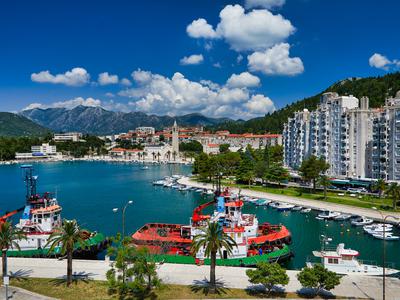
(209, 72, 400, 134)
(0, 112, 51, 137)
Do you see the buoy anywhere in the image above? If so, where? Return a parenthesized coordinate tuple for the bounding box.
(340, 224, 344, 227)
(347, 229, 350, 232)
(325, 224, 329, 227)
(340, 232, 343, 235)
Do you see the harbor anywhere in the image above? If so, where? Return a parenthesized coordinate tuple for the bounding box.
(1, 161, 399, 271)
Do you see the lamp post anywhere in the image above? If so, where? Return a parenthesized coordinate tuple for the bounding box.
(372, 207, 400, 300)
(113, 200, 133, 238)
(2, 248, 8, 300)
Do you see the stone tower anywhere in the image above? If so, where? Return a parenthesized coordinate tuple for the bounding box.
(172, 120, 179, 156)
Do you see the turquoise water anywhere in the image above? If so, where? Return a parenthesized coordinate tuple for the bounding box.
(0, 161, 398, 270)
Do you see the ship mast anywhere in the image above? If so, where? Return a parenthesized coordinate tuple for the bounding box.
(21, 165, 37, 204)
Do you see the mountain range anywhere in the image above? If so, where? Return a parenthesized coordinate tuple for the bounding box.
(0, 112, 50, 137)
(20, 106, 231, 135)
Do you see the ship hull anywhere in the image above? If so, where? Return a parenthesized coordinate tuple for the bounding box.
(6, 232, 110, 259)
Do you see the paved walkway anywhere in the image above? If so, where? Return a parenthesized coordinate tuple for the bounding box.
(178, 177, 400, 223)
(0, 286, 57, 300)
(3, 257, 400, 299)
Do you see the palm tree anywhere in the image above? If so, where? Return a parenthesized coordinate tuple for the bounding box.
(157, 152, 161, 162)
(46, 219, 87, 286)
(318, 175, 331, 200)
(191, 221, 237, 293)
(0, 221, 26, 276)
(172, 150, 177, 161)
(166, 150, 171, 161)
(386, 182, 400, 210)
(374, 178, 386, 198)
(152, 152, 156, 161)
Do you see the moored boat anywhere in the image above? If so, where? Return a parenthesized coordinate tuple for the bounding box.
(317, 211, 341, 220)
(307, 242, 399, 275)
(131, 188, 293, 267)
(1, 165, 109, 258)
(351, 216, 374, 226)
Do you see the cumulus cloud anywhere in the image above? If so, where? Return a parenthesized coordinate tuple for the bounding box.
(31, 67, 90, 86)
(248, 43, 304, 75)
(245, 94, 275, 114)
(186, 18, 218, 39)
(226, 72, 260, 88)
(245, 0, 285, 9)
(180, 54, 204, 65)
(119, 69, 274, 119)
(187, 5, 295, 52)
(369, 53, 396, 70)
(120, 78, 132, 86)
(132, 69, 152, 84)
(98, 72, 119, 85)
(22, 97, 102, 111)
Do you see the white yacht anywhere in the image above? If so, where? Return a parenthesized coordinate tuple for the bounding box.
(371, 232, 400, 241)
(351, 216, 374, 226)
(276, 203, 295, 211)
(308, 243, 399, 276)
(317, 211, 341, 220)
(300, 208, 312, 213)
(334, 214, 352, 221)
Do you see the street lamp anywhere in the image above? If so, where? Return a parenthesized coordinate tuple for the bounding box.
(372, 207, 400, 300)
(113, 200, 133, 238)
(2, 248, 8, 300)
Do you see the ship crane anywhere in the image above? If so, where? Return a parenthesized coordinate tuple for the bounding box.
(0, 207, 25, 224)
(192, 200, 215, 225)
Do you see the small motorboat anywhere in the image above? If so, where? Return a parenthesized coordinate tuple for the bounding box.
(300, 208, 312, 213)
(363, 224, 393, 234)
(334, 214, 352, 221)
(152, 180, 165, 186)
(351, 216, 374, 226)
(179, 186, 190, 191)
(195, 188, 204, 193)
(292, 206, 303, 211)
(372, 232, 400, 241)
(141, 166, 149, 170)
(255, 199, 269, 206)
(317, 211, 341, 220)
(276, 203, 295, 212)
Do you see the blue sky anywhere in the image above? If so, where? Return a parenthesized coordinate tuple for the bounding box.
(0, 0, 399, 119)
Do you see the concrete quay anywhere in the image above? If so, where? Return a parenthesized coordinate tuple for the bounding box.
(178, 177, 400, 223)
(2, 257, 400, 299)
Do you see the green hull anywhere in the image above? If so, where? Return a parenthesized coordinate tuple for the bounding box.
(6, 232, 109, 258)
(150, 245, 292, 267)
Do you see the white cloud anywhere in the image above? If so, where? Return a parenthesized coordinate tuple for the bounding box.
(245, 0, 285, 9)
(213, 62, 222, 68)
(187, 5, 295, 52)
(237, 54, 244, 64)
(119, 69, 275, 119)
(369, 53, 392, 70)
(186, 18, 218, 39)
(105, 92, 115, 98)
(23, 97, 102, 111)
(23, 103, 44, 110)
(120, 78, 132, 86)
(248, 43, 304, 75)
(98, 72, 119, 85)
(131, 69, 152, 84)
(226, 72, 260, 88)
(245, 94, 275, 115)
(180, 54, 204, 65)
(31, 67, 90, 86)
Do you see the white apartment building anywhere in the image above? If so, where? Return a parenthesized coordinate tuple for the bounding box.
(283, 92, 373, 178)
(53, 132, 82, 142)
(15, 143, 60, 160)
(135, 127, 155, 135)
(372, 91, 400, 181)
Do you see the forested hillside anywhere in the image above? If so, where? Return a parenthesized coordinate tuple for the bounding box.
(209, 72, 400, 134)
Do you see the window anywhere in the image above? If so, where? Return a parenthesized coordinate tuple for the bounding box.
(328, 258, 339, 264)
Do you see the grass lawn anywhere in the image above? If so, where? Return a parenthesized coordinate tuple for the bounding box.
(10, 278, 341, 299)
(198, 177, 398, 212)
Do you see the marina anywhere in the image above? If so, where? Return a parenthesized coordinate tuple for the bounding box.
(0, 161, 399, 270)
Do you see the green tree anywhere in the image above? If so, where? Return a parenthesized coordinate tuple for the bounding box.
(297, 265, 340, 296)
(299, 156, 329, 192)
(246, 262, 289, 295)
(318, 175, 331, 200)
(219, 143, 230, 153)
(0, 222, 26, 276)
(218, 152, 241, 176)
(386, 182, 400, 210)
(269, 145, 283, 164)
(179, 140, 203, 153)
(46, 219, 87, 286)
(107, 237, 161, 299)
(373, 178, 386, 198)
(191, 221, 237, 293)
(265, 164, 289, 186)
(193, 152, 211, 181)
(237, 149, 255, 186)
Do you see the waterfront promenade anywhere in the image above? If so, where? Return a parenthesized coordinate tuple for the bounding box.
(178, 177, 400, 223)
(2, 257, 400, 299)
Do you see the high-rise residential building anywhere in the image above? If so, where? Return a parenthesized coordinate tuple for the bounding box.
(372, 91, 400, 180)
(283, 92, 374, 178)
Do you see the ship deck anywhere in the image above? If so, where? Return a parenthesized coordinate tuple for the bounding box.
(132, 223, 192, 244)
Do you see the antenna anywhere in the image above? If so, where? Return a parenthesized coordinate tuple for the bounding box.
(21, 164, 37, 204)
